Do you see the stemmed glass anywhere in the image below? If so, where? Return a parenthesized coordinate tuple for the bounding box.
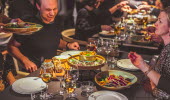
(57, 67, 65, 95)
(65, 66, 79, 100)
(103, 44, 112, 63)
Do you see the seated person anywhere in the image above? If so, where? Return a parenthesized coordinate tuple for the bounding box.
(75, 0, 128, 41)
(7, 0, 80, 73)
(128, 7, 170, 98)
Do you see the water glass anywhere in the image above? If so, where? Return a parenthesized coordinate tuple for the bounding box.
(31, 91, 53, 100)
(81, 81, 94, 97)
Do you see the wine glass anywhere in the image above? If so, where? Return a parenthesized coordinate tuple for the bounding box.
(103, 45, 113, 63)
(64, 66, 79, 100)
(81, 81, 94, 97)
(40, 62, 53, 83)
(86, 42, 96, 51)
(57, 67, 65, 95)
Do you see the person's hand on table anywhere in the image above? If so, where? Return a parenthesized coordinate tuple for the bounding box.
(22, 58, 38, 72)
(128, 52, 149, 72)
(67, 42, 80, 50)
(101, 25, 113, 31)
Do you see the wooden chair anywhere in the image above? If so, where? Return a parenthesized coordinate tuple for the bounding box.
(61, 28, 88, 46)
(2, 50, 30, 80)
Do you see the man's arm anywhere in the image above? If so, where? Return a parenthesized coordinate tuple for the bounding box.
(58, 39, 80, 50)
(7, 38, 37, 72)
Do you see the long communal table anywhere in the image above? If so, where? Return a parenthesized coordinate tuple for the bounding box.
(0, 51, 156, 100)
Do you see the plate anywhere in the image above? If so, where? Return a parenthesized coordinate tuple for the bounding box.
(0, 32, 13, 45)
(131, 35, 153, 45)
(12, 77, 47, 94)
(88, 91, 128, 100)
(67, 55, 105, 70)
(117, 59, 139, 71)
(60, 50, 82, 56)
(4, 22, 43, 35)
(95, 70, 137, 90)
(99, 30, 116, 37)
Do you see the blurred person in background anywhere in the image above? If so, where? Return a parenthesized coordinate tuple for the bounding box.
(75, 0, 128, 41)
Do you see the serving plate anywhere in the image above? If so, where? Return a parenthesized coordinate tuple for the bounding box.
(60, 50, 82, 56)
(4, 22, 43, 35)
(12, 77, 47, 94)
(88, 91, 128, 100)
(117, 59, 139, 71)
(131, 35, 153, 45)
(67, 55, 105, 70)
(99, 30, 116, 37)
(95, 70, 137, 90)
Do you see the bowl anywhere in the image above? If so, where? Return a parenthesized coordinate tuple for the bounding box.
(67, 55, 105, 70)
(95, 70, 137, 90)
(79, 51, 96, 61)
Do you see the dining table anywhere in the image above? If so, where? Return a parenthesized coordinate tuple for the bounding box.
(0, 50, 157, 100)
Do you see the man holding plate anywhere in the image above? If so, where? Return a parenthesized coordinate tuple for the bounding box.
(7, 0, 80, 73)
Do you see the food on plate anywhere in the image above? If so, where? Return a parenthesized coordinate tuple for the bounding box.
(4, 22, 35, 28)
(147, 26, 156, 33)
(69, 56, 104, 66)
(97, 74, 132, 87)
(79, 51, 96, 61)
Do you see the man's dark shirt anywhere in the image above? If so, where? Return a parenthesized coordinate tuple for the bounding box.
(75, 8, 102, 41)
(8, 0, 38, 20)
(13, 15, 63, 67)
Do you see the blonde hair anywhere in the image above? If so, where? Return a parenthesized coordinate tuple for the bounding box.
(161, 6, 170, 26)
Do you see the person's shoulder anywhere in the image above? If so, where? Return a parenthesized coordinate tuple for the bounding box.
(78, 8, 89, 17)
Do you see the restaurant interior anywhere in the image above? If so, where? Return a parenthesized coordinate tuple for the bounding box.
(1, 0, 170, 100)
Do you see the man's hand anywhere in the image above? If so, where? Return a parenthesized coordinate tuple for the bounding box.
(67, 42, 80, 50)
(22, 58, 38, 72)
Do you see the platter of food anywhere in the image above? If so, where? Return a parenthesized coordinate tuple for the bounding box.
(67, 51, 106, 70)
(131, 35, 153, 45)
(95, 70, 137, 90)
(3, 22, 43, 35)
(99, 30, 116, 37)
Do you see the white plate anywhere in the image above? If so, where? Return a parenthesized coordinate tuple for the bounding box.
(117, 59, 139, 71)
(88, 91, 128, 100)
(12, 77, 47, 94)
(60, 51, 82, 57)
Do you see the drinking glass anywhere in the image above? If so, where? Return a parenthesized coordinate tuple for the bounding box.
(64, 66, 79, 100)
(40, 62, 53, 83)
(64, 77, 77, 100)
(87, 42, 96, 51)
(103, 45, 112, 63)
(81, 81, 94, 97)
(31, 89, 53, 100)
(57, 67, 65, 95)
